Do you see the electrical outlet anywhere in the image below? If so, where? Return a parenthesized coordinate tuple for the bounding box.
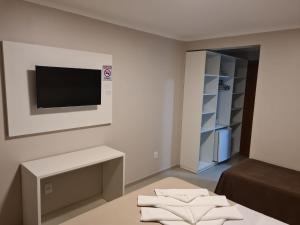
(153, 151, 159, 159)
(45, 183, 53, 195)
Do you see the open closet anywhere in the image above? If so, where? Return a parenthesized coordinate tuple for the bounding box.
(180, 49, 253, 173)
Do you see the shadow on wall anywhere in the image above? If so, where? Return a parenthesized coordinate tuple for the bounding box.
(0, 168, 23, 225)
(0, 44, 22, 225)
(0, 43, 9, 138)
(160, 79, 176, 168)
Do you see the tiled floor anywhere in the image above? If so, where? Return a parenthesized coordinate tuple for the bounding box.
(126, 154, 246, 193)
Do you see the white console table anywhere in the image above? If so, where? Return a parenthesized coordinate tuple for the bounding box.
(21, 145, 125, 225)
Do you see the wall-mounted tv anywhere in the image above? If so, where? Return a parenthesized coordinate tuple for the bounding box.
(36, 66, 101, 108)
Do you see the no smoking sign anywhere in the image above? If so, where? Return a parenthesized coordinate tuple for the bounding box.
(102, 65, 112, 81)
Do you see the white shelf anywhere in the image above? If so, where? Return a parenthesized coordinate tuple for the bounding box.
(198, 161, 216, 172)
(21, 145, 125, 225)
(205, 74, 218, 77)
(202, 111, 215, 115)
(203, 93, 218, 96)
(219, 75, 233, 79)
(215, 124, 228, 129)
(231, 107, 243, 111)
(230, 121, 242, 127)
(201, 127, 215, 133)
(201, 124, 228, 132)
(22, 146, 125, 178)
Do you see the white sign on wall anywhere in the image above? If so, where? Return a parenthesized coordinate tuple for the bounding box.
(102, 65, 112, 81)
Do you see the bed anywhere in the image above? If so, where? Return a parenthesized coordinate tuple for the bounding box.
(60, 177, 286, 225)
(215, 159, 300, 225)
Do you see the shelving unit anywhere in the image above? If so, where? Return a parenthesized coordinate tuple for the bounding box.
(230, 58, 248, 155)
(180, 50, 248, 173)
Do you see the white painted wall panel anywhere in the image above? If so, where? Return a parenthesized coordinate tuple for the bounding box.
(2, 41, 112, 136)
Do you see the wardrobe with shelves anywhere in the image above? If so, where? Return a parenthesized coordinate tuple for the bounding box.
(180, 50, 248, 173)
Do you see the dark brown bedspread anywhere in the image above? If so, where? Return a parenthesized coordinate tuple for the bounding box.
(215, 159, 300, 225)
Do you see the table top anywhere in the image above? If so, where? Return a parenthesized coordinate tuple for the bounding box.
(22, 145, 124, 178)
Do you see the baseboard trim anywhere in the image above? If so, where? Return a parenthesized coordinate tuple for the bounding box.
(125, 164, 179, 187)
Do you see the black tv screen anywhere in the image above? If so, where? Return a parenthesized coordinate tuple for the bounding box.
(36, 66, 101, 108)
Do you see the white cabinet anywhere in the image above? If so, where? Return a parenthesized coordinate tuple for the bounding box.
(21, 145, 125, 225)
(180, 51, 247, 173)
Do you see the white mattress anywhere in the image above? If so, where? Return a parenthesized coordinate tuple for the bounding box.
(60, 177, 287, 225)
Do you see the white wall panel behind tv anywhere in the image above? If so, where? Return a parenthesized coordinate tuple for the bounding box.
(2, 41, 112, 137)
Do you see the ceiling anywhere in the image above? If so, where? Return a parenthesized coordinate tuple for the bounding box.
(216, 46, 261, 61)
(25, 0, 300, 41)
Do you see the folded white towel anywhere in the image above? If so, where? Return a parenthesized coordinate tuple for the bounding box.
(140, 206, 242, 224)
(138, 195, 230, 207)
(158, 205, 214, 223)
(141, 207, 181, 222)
(201, 206, 243, 221)
(155, 189, 209, 202)
(160, 219, 225, 225)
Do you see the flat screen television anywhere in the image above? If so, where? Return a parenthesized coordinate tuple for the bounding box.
(36, 66, 101, 108)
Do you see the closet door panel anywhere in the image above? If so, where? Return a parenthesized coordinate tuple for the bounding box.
(180, 51, 206, 173)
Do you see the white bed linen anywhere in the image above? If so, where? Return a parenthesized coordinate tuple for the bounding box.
(151, 204, 288, 225)
(141, 206, 243, 224)
(58, 177, 288, 225)
(138, 195, 230, 207)
(223, 204, 287, 225)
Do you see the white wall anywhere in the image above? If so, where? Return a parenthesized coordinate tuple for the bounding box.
(186, 28, 300, 172)
(0, 0, 184, 224)
(1, 1, 300, 225)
